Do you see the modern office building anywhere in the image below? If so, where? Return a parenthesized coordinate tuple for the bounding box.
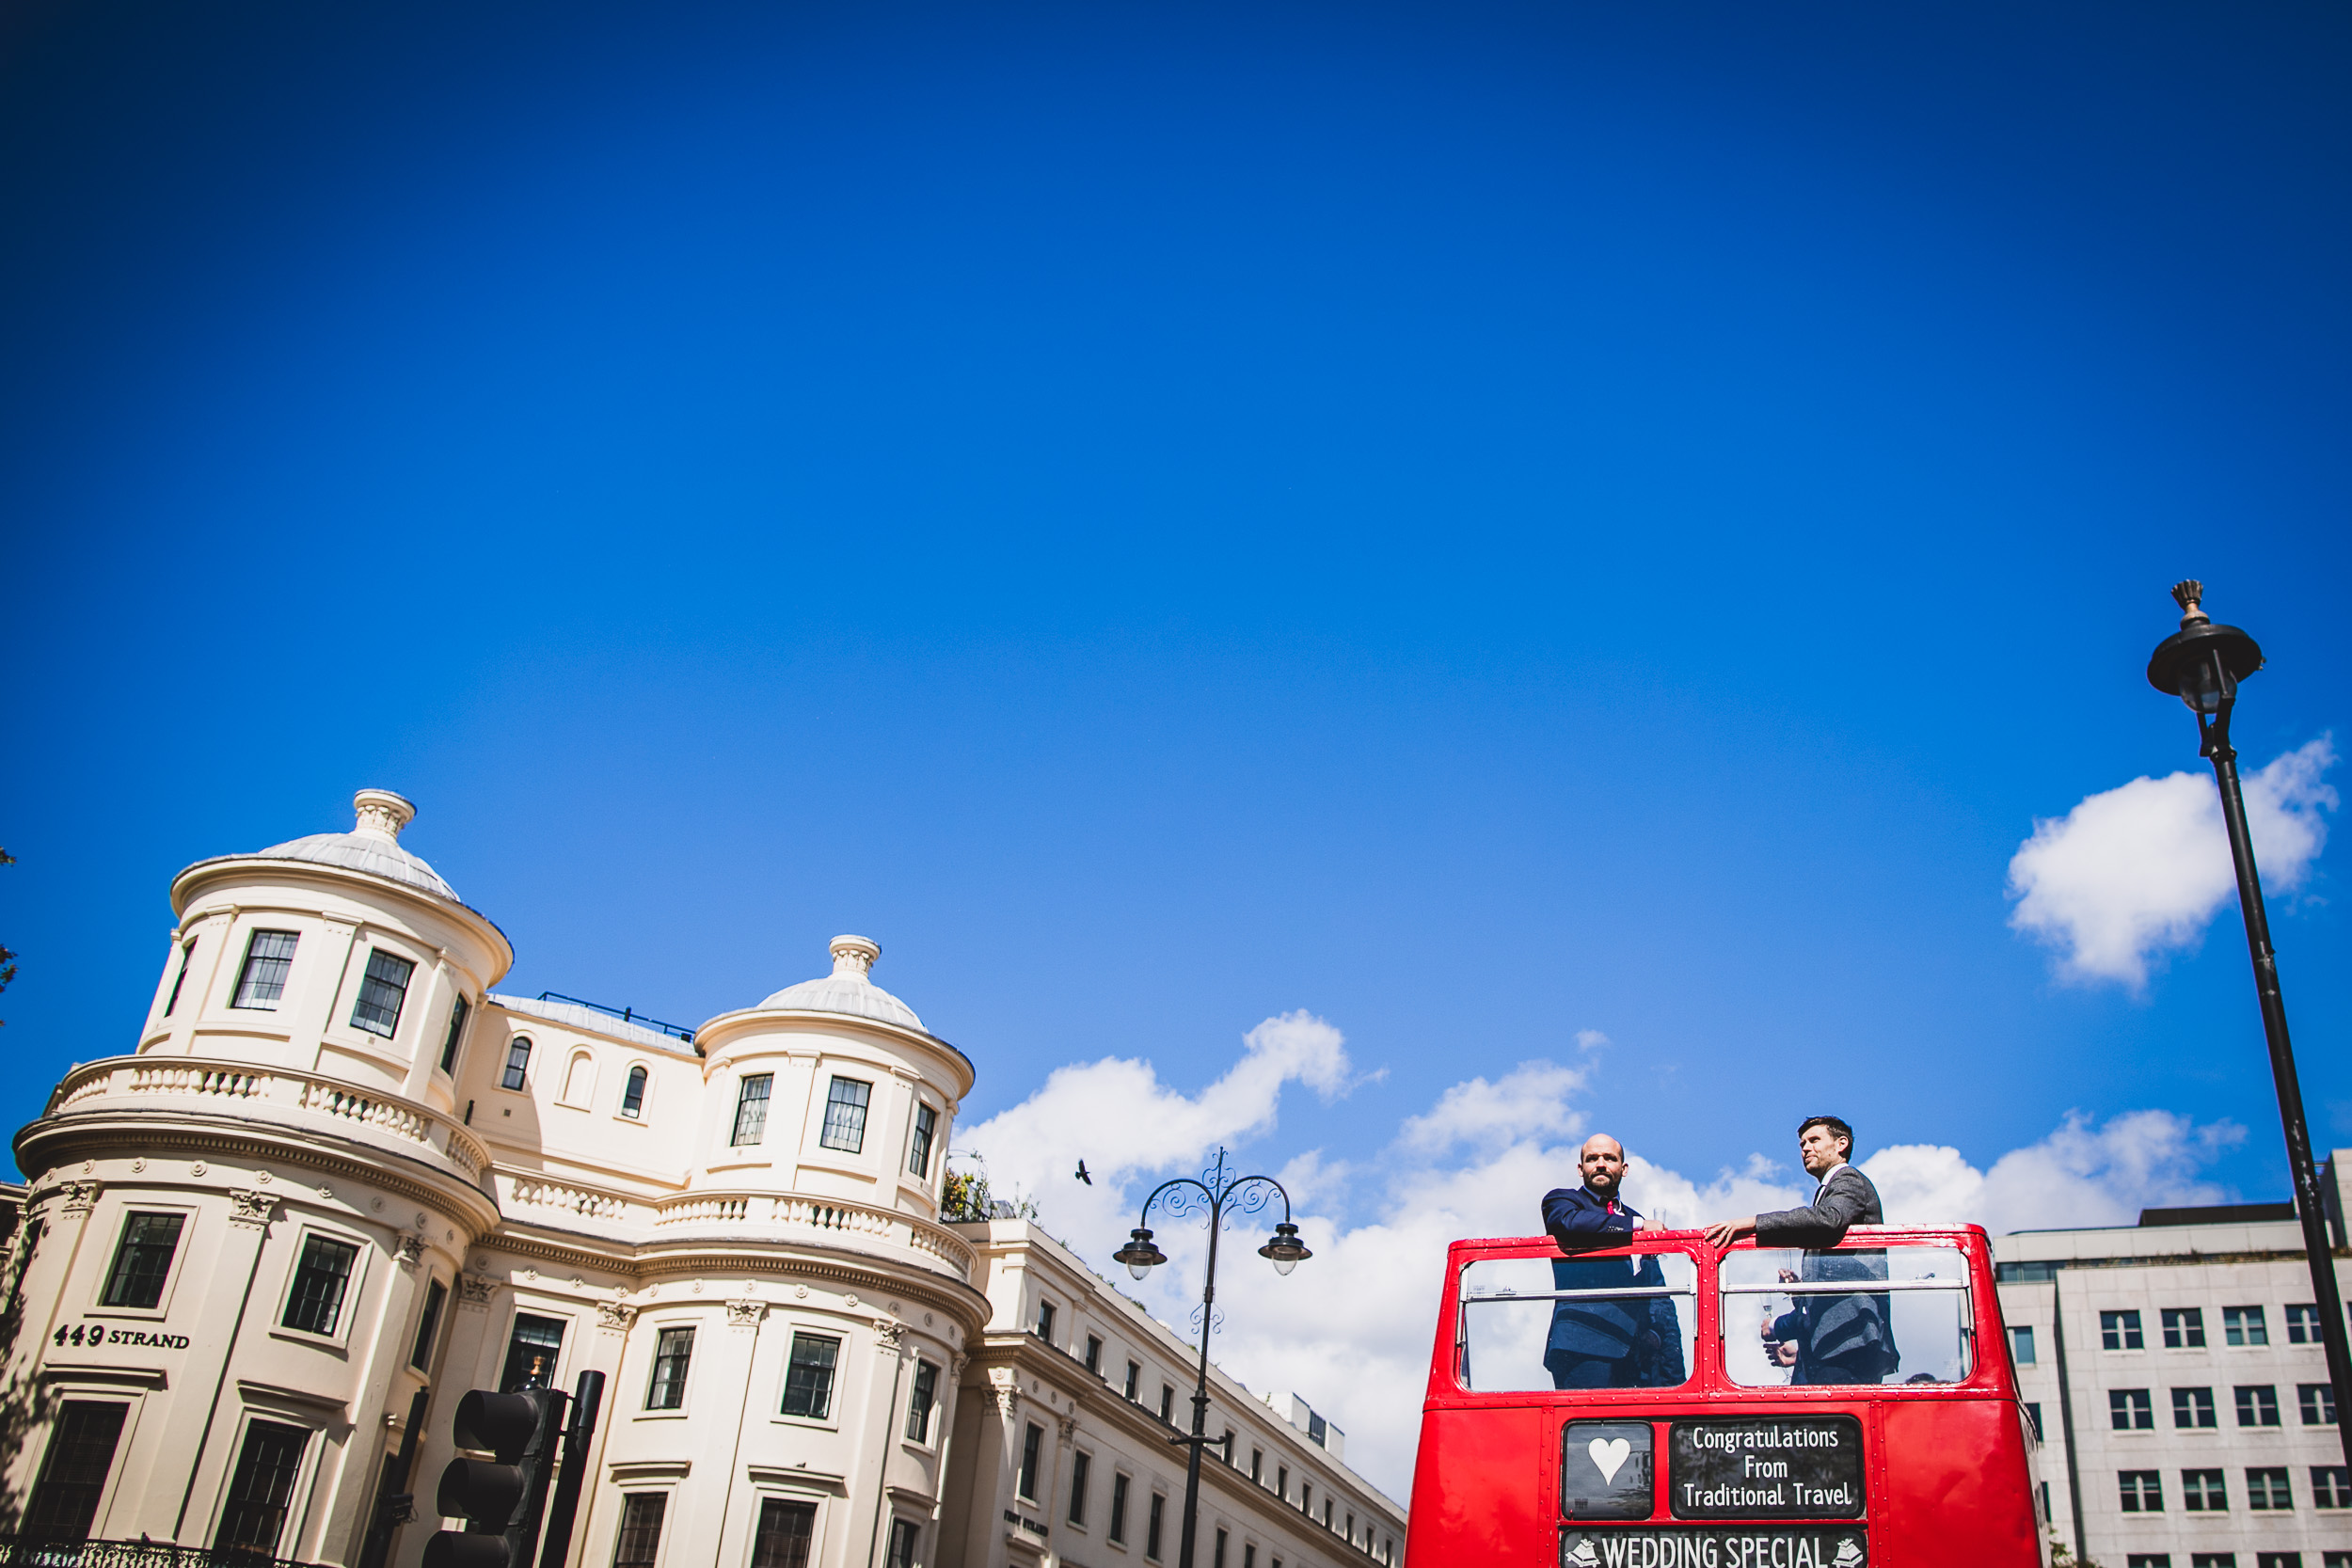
(1996, 1185, 2352, 1566)
(0, 791, 1404, 1568)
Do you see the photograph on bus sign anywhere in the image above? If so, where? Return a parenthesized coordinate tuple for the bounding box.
(1668, 1416, 1864, 1519)
(1561, 1525, 1867, 1568)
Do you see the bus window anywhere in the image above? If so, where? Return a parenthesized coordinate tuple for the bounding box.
(1721, 1243, 1973, 1387)
(1458, 1250, 1697, 1392)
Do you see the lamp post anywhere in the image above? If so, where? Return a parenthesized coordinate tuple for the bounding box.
(1112, 1148, 1312, 1568)
(2146, 579, 2352, 1472)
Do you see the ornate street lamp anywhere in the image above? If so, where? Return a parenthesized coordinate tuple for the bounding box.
(2147, 580, 2352, 1472)
(1114, 1148, 1311, 1568)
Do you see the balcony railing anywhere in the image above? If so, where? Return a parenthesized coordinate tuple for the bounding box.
(48, 1057, 492, 1187)
(0, 1539, 324, 1568)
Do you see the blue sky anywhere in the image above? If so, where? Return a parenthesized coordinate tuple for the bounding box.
(4, 0, 2347, 1263)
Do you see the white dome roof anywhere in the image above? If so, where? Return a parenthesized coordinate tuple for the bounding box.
(760, 935, 925, 1031)
(255, 789, 458, 900)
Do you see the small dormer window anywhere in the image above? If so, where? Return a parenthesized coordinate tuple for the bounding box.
(820, 1077, 871, 1153)
(231, 930, 298, 1010)
(621, 1065, 648, 1118)
(350, 950, 415, 1038)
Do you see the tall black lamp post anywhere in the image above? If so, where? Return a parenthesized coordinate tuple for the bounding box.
(1113, 1149, 1312, 1568)
(2147, 579, 2352, 1472)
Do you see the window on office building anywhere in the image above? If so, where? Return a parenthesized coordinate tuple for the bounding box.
(1109, 1474, 1130, 1544)
(1146, 1493, 1166, 1561)
(2223, 1307, 2268, 1346)
(2303, 1383, 2339, 1425)
(2189, 1557, 2237, 1568)
(645, 1327, 693, 1410)
(232, 930, 299, 1010)
(501, 1037, 532, 1090)
(1069, 1451, 1090, 1526)
(214, 1420, 310, 1555)
(101, 1212, 185, 1309)
(2010, 1325, 2036, 1364)
(281, 1235, 358, 1336)
(2247, 1467, 2293, 1511)
(409, 1278, 448, 1370)
(501, 1313, 565, 1391)
(885, 1521, 919, 1568)
(749, 1498, 816, 1568)
(2103, 1310, 2144, 1350)
(1019, 1422, 1044, 1500)
(819, 1076, 871, 1152)
(2288, 1304, 2323, 1343)
(1124, 1361, 1141, 1400)
(909, 1102, 937, 1177)
(2163, 1307, 2206, 1348)
(621, 1065, 646, 1117)
(906, 1359, 939, 1442)
(1216, 1528, 1229, 1568)
(2125, 1558, 2172, 1568)
(2312, 1465, 2351, 1508)
(732, 1074, 771, 1145)
(2119, 1470, 2163, 1512)
(2111, 1389, 2153, 1430)
(2235, 1386, 2280, 1427)
(350, 949, 415, 1037)
(1160, 1385, 1174, 1423)
(780, 1333, 840, 1419)
(612, 1494, 666, 1568)
(22, 1402, 130, 1542)
(2254, 1555, 2301, 1568)
(1250, 1448, 1264, 1482)
(2182, 1468, 2227, 1512)
(1036, 1300, 1057, 1344)
(1277, 1466, 1288, 1503)
(1085, 1335, 1103, 1375)
(2173, 1386, 2217, 1428)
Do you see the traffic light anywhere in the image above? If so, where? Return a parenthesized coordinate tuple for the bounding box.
(422, 1387, 567, 1568)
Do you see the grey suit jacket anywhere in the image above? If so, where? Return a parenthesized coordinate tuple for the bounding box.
(1753, 1163, 1883, 1247)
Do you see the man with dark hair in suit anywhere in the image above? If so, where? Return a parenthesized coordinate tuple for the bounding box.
(1705, 1115, 1896, 1385)
(1539, 1134, 1686, 1389)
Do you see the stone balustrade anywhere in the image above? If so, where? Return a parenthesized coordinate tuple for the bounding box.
(50, 1056, 492, 1186)
(650, 1188, 977, 1278)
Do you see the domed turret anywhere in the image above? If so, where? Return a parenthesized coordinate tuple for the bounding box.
(252, 787, 459, 899)
(758, 934, 926, 1031)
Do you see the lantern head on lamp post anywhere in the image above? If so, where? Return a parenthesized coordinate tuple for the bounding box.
(1258, 1223, 1311, 1275)
(2145, 579, 2264, 752)
(1113, 1227, 1168, 1280)
(2142, 580, 2352, 1480)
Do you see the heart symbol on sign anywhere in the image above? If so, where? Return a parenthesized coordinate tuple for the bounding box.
(1588, 1437, 1631, 1485)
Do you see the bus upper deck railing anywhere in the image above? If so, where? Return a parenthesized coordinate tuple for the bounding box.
(0, 1539, 327, 1568)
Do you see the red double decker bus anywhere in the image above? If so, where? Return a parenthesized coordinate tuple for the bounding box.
(1405, 1226, 2045, 1567)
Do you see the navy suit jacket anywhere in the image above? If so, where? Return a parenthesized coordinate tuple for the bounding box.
(1538, 1185, 1679, 1368)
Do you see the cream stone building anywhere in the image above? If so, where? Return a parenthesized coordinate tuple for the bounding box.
(0, 791, 1406, 1568)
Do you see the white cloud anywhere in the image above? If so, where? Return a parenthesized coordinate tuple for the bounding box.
(2008, 736, 2337, 987)
(968, 1023, 2247, 1502)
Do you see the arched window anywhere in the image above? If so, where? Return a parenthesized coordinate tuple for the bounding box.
(621, 1066, 648, 1119)
(501, 1037, 532, 1091)
(561, 1051, 596, 1107)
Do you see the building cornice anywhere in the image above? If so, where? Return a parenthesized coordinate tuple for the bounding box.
(15, 1110, 502, 1232)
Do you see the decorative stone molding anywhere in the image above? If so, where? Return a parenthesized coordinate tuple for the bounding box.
(873, 1318, 904, 1348)
(58, 1180, 99, 1215)
(597, 1302, 639, 1333)
(1057, 1414, 1077, 1443)
(458, 1275, 494, 1309)
(226, 1189, 276, 1228)
(988, 1365, 1021, 1418)
(726, 1298, 768, 1330)
(395, 1234, 426, 1265)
